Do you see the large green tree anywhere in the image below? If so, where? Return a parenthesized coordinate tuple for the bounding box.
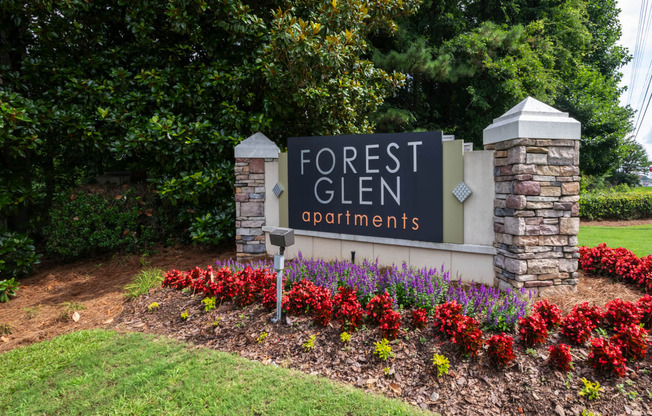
(0, 0, 416, 244)
(371, 0, 634, 176)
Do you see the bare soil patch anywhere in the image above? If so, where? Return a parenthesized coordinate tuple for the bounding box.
(2, 249, 652, 416)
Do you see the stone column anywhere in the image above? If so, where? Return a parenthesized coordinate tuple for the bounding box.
(234, 132, 280, 260)
(483, 97, 581, 296)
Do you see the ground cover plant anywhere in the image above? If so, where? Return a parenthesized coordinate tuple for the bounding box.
(0, 330, 427, 416)
(123, 268, 164, 300)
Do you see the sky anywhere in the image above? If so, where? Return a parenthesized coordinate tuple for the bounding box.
(617, 0, 652, 161)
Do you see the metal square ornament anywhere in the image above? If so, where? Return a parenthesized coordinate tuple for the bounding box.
(273, 183, 284, 198)
(452, 182, 472, 203)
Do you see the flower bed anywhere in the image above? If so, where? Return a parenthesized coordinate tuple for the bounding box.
(579, 243, 652, 291)
(285, 253, 532, 332)
(161, 253, 652, 380)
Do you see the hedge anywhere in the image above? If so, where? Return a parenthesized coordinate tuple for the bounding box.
(579, 193, 652, 221)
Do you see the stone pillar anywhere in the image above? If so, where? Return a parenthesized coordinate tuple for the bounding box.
(483, 97, 581, 296)
(234, 132, 280, 260)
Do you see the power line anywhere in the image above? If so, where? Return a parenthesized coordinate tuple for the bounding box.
(627, 0, 647, 105)
(633, 70, 652, 139)
(629, 0, 652, 142)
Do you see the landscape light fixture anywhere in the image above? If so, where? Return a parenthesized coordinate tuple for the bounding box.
(269, 228, 295, 323)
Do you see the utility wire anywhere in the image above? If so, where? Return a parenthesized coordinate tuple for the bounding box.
(627, 0, 647, 105)
(629, 0, 652, 141)
(633, 70, 652, 139)
(633, 48, 652, 129)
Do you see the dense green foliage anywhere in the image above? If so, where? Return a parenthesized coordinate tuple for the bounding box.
(0, 0, 415, 254)
(1, 0, 646, 265)
(607, 139, 652, 186)
(44, 187, 171, 259)
(579, 193, 652, 221)
(0, 232, 40, 279)
(371, 0, 636, 177)
(0, 329, 428, 416)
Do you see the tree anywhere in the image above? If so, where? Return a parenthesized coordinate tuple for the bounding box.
(0, 0, 416, 246)
(606, 139, 652, 186)
(370, 0, 634, 177)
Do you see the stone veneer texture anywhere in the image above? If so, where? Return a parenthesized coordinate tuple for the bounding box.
(234, 157, 269, 260)
(488, 138, 581, 296)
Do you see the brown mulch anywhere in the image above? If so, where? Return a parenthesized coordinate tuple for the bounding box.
(581, 218, 652, 227)
(2, 248, 652, 415)
(0, 246, 231, 352)
(544, 270, 645, 315)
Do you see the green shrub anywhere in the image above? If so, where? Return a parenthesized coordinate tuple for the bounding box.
(579, 193, 652, 220)
(0, 278, 20, 303)
(0, 231, 41, 278)
(188, 205, 234, 245)
(44, 186, 175, 259)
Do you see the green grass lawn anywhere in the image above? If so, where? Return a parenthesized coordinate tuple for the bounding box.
(0, 329, 430, 416)
(630, 186, 652, 194)
(579, 224, 652, 257)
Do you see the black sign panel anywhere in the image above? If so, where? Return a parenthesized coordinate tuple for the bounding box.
(288, 132, 443, 242)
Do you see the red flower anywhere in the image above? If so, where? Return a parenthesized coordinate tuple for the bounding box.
(366, 291, 394, 324)
(548, 344, 573, 373)
(379, 309, 401, 340)
(518, 314, 548, 347)
(604, 299, 642, 329)
(332, 286, 364, 331)
(433, 301, 463, 337)
(162, 268, 192, 290)
(561, 309, 596, 345)
(411, 308, 428, 330)
(569, 302, 604, 328)
(451, 315, 483, 358)
(637, 295, 652, 329)
(487, 333, 515, 368)
(579, 244, 652, 291)
(531, 299, 562, 329)
(611, 323, 648, 361)
(588, 337, 626, 378)
(284, 279, 333, 326)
